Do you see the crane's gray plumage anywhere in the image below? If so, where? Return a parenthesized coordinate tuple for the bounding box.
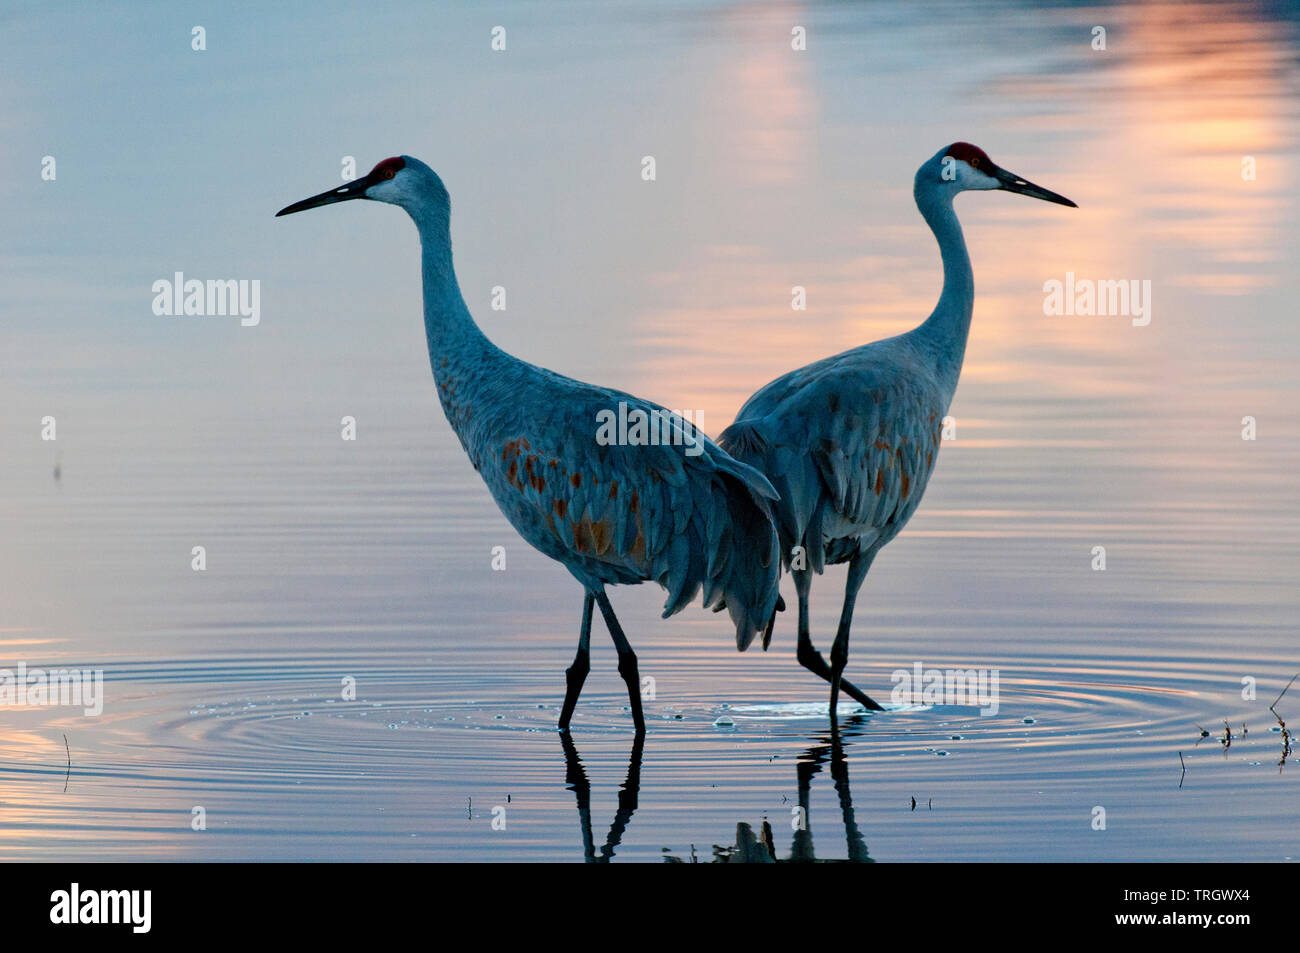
(720, 142, 1076, 718)
(441, 356, 782, 648)
(721, 349, 945, 574)
(277, 155, 781, 732)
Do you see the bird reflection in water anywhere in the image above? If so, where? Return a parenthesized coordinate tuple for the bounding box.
(560, 732, 644, 863)
(560, 719, 874, 863)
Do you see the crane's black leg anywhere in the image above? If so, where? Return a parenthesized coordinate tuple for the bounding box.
(829, 551, 878, 723)
(793, 567, 883, 712)
(558, 593, 595, 732)
(594, 591, 646, 734)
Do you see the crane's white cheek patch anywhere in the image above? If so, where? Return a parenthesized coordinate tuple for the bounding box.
(151, 273, 261, 327)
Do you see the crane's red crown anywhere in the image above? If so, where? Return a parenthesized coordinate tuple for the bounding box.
(945, 142, 993, 171)
(370, 156, 406, 181)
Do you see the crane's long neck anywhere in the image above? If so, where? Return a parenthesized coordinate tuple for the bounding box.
(409, 202, 502, 457)
(910, 185, 974, 398)
(414, 210, 495, 385)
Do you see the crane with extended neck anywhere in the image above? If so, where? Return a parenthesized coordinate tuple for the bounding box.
(277, 156, 782, 734)
(720, 142, 1076, 718)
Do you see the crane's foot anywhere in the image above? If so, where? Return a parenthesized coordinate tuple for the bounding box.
(796, 643, 884, 712)
(617, 656, 647, 734)
(557, 654, 591, 732)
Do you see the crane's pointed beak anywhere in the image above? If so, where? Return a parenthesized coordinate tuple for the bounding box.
(993, 166, 1077, 208)
(275, 174, 374, 217)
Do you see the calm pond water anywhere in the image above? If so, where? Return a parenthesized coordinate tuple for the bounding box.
(2, 0, 1298, 861)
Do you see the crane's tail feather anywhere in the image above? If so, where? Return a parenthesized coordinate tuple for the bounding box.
(649, 423, 781, 650)
(716, 476, 781, 651)
(700, 457, 782, 651)
(708, 420, 788, 649)
(657, 455, 781, 651)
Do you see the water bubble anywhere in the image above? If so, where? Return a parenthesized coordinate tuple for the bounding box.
(713, 715, 735, 728)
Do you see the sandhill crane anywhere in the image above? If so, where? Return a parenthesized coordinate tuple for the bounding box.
(277, 156, 781, 734)
(719, 143, 1075, 718)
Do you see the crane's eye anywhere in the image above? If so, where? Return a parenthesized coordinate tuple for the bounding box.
(970, 157, 980, 168)
(382, 168, 396, 180)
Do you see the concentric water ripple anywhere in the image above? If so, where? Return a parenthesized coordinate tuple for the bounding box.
(3, 645, 1293, 861)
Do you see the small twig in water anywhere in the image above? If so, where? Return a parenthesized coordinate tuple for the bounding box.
(63, 734, 70, 793)
(1269, 672, 1298, 724)
(1178, 751, 1186, 789)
